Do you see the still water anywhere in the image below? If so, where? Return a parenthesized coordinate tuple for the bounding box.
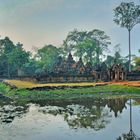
(0, 97, 140, 140)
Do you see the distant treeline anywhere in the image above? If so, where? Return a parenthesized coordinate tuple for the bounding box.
(0, 29, 140, 78)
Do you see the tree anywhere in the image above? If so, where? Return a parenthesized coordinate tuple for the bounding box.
(105, 55, 115, 67)
(134, 57, 140, 68)
(0, 37, 30, 77)
(64, 29, 110, 66)
(0, 37, 16, 77)
(114, 2, 140, 72)
(63, 29, 87, 54)
(12, 42, 30, 76)
(113, 44, 123, 64)
(36, 44, 60, 73)
(81, 38, 96, 64)
(87, 29, 111, 66)
(133, 50, 140, 70)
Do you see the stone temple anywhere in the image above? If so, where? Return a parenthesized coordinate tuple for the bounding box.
(36, 53, 126, 83)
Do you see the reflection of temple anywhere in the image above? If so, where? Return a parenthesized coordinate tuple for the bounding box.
(107, 98, 127, 117)
(37, 53, 126, 82)
(39, 98, 127, 130)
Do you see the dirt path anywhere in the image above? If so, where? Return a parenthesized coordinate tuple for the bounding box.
(3, 80, 140, 89)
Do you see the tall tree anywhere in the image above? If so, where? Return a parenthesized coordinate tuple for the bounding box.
(12, 42, 30, 76)
(0, 37, 15, 77)
(114, 2, 140, 72)
(105, 55, 115, 67)
(0, 37, 30, 77)
(63, 29, 111, 66)
(87, 29, 111, 65)
(63, 29, 87, 54)
(113, 44, 122, 64)
(81, 38, 96, 64)
(133, 50, 140, 70)
(37, 44, 60, 73)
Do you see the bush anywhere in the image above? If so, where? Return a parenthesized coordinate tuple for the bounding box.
(0, 82, 11, 93)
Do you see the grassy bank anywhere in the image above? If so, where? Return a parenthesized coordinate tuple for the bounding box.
(4, 80, 106, 89)
(0, 82, 140, 103)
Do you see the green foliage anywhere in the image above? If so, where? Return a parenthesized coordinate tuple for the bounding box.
(114, 2, 140, 72)
(63, 29, 111, 65)
(74, 38, 96, 64)
(0, 83, 11, 93)
(114, 2, 140, 31)
(133, 57, 140, 70)
(105, 55, 114, 67)
(23, 59, 40, 76)
(0, 37, 30, 77)
(36, 44, 61, 73)
(13, 43, 30, 69)
(63, 29, 87, 53)
(1, 83, 140, 102)
(113, 44, 123, 64)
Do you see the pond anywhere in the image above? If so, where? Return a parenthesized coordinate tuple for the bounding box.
(0, 97, 140, 140)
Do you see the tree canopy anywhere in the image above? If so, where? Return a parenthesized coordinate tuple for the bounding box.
(63, 29, 111, 66)
(0, 37, 30, 77)
(0, 24, 140, 78)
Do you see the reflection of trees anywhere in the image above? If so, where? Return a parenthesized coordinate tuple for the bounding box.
(116, 99, 140, 140)
(133, 99, 140, 105)
(0, 95, 12, 106)
(39, 98, 128, 131)
(0, 97, 129, 131)
(0, 103, 28, 124)
(63, 104, 111, 130)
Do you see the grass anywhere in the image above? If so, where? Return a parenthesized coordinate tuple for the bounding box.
(0, 82, 11, 93)
(3, 80, 106, 89)
(0, 81, 140, 103)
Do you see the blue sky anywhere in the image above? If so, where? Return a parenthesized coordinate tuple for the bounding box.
(0, 0, 140, 56)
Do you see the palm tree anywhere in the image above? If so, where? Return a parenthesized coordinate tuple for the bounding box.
(114, 2, 140, 72)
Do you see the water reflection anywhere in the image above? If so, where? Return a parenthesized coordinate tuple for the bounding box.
(0, 98, 128, 127)
(38, 98, 128, 130)
(0, 100, 28, 124)
(117, 99, 140, 140)
(0, 97, 140, 140)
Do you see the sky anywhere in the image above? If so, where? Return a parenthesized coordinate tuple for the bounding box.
(0, 0, 140, 56)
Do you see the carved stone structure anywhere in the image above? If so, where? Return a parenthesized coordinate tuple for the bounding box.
(37, 53, 127, 83)
(127, 71, 140, 81)
(54, 53, 88, 76)
(109, 64, 126, 81)
(37, 53, 96, 83)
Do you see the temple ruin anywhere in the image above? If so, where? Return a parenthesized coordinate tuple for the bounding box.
(36, 53, 126, 83)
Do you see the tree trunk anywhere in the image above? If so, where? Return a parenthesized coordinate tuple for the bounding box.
(7, 62, 10, 79)
(96, 41, 100, 65)
(89, 51, 92, 65)
(128, 29, 131, 72)
(96, 51, 100, 65)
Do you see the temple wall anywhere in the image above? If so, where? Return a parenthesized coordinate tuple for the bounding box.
(126, 72, 140, 81)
